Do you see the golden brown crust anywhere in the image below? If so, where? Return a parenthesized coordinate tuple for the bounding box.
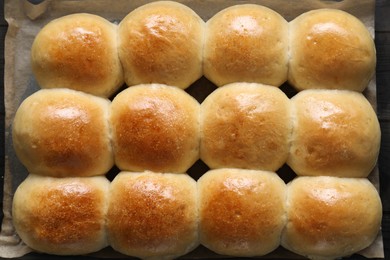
(281, 176, 382, 259)
(288, 9, 376, 92)
(12, 88, 113, 177)
(287, 89, 380, 177)
(110, 84, 200, 173)
(200, 82, 291, 171)
(31, 13, 124, 97)
(12, 175, 109, 255)
(198, 168, 286, 256)
(107, 172, 198, 259)
(118, 1, 204, 89)
(203, 4, 288, 87)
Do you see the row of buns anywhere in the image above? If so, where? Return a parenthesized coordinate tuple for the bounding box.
(12, 83, 380, 179)
(30, 1, 376, 98)
(13, 169, 382, 259)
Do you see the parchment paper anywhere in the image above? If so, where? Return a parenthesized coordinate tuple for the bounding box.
(1, 0, 382, 258)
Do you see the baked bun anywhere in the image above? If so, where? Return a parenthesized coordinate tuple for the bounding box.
(281, 176, 382, 259)
(118, 1, 204, 89)
(198, 168, 286, 256)
(200, 82, 291, 171)
(107, 171, 198, 259)
(288, 9, 376, 92)
(31, 13, 123, 97)
(12, 174, 110, 255)
(287, 89, 380, 177)
(12, 88, 113, 177)
(203, 4, 288, 87)
(110, 84, 200, 173)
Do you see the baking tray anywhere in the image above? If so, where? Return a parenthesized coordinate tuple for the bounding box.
(0, 0, 383, 258)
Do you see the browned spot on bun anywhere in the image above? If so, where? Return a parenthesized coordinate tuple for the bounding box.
(31, 13, 123, 97)
(118, 1, 204, 89)
(107, 172, 198, 259)
(12, 175, 109, 255)
(111, 84, 200, 173)
(198, 168, 286, 256)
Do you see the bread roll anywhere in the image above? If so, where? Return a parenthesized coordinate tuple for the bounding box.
(288, 9, 376, 92)
(200, 82, 291, 171)
(198, 168, 286, 256)
(281, 176, 382, 259)
(12, 88, 113, 177)
(203, 4, 288, 87)
(118, 1, 204, 89)
(287, 89, 380, 177)
(12, 174, 110, 255)
(31, 13, 123, 97)
(110, 84, 200, 173)
(107, 171, 198, 259)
